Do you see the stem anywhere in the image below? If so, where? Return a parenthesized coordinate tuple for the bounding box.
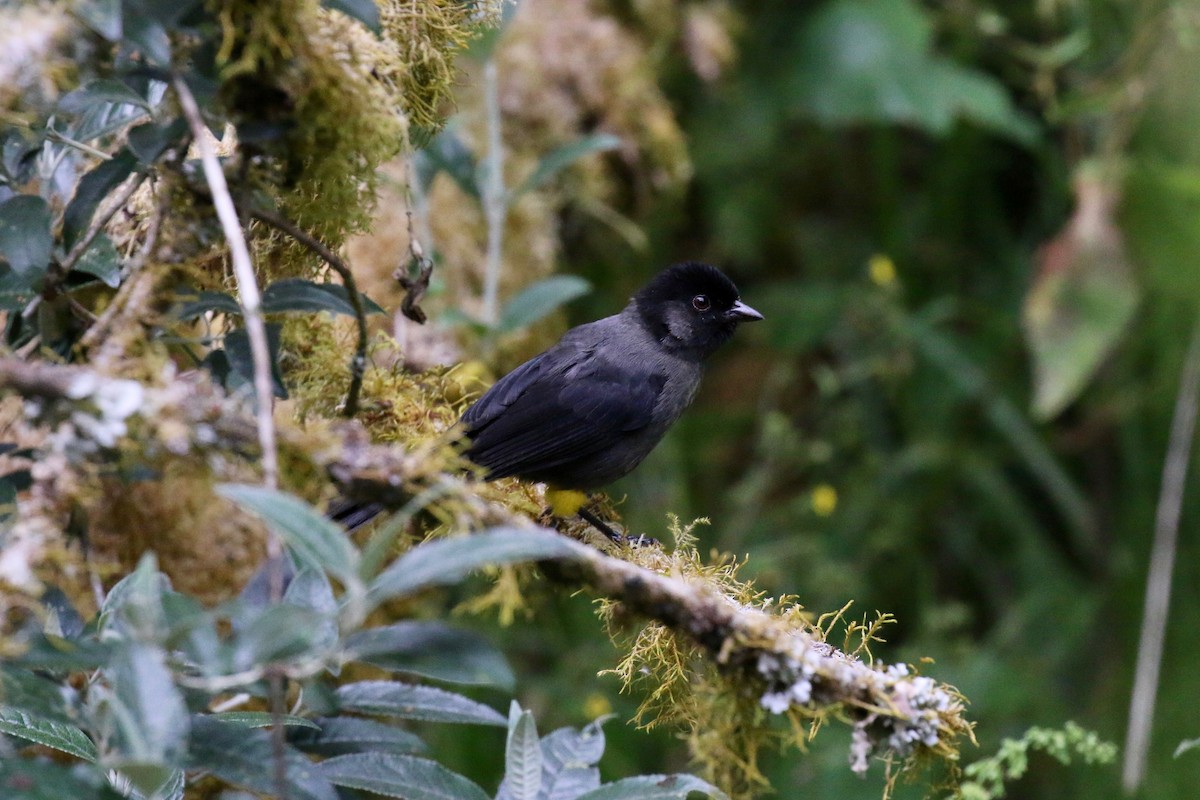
(172, 76, 278, 493)
(480, 57, 506, 326)
(1122, 318, 1200, 793)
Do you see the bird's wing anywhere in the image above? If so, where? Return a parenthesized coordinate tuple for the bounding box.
(462, 345, 665, 481)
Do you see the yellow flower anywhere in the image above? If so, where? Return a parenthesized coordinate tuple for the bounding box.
(868, 254, 897, 287)
(583, 692, 612, 719)
(811, 483, 838, 517)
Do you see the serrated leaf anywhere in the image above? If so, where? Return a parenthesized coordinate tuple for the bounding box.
(262, 278, 384, 316)
(62, 150, 138, 250)
(542, 717, 610, 775)
(547, 767, 602, 800)
(0, 707, 97, 761)
(345, 622, 514, 689)
(106, 642, 189, 767)
(186, 715, 337, 800)
(322, 0, 381, 32)
(73, 233, 122, 287)
(369, 527, 586, 602)
(289, 716, 427, 757)
(502, 704, 541, 800)
(98, 553, 169, 639)
(335, 681, 505, 726)
(174, 290, 242, 319)
(58, 80, 151, 114)
(514, 134, 621, 197)
(211, 712, 322, 730)
(0, 195, 53, 275)
(216, 485, 360, 590)
(574, 775, 728, 800)
(496, 276, 591, 334)
(283, 567, 339, 653)
(230, 603, 332, 670)
(320, 753, 489, 800)
(7, 633, 112, 672)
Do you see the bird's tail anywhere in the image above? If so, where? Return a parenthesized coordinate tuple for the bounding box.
(327, 497, 385, 531)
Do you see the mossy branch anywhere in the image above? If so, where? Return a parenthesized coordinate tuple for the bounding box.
(1, 358, 972, 786)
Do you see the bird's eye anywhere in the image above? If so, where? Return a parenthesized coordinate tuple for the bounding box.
(692, 294, 711, 312)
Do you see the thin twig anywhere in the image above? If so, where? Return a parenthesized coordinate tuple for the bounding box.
(247, 206, 369, 418)
(173, 75, 287, 800)
(480, 57, 505, 326)
(172, 76, 278, 492)
(1122, 318, 1200, 793)
(60, 172, 148, 275)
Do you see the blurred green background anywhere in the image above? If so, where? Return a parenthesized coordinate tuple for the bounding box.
(422, 1, 1200, 798)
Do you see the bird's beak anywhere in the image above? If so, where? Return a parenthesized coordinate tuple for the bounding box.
(728, 299, 763, 322)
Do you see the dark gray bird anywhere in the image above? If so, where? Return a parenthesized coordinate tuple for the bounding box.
(458, 261, 762, 539)
(330, 262, 761, 539)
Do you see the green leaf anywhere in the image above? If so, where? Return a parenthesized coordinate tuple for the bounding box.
(503, 703, 542, 800)
(1023, 178, 1138, 419)
(216, 484, 360, 590)
(368, 527, 586, 602)
(289, 716, 427, 757)
(345, 622, 515, 689)
(322, 0, 381, 32)
(127, 118, 188, 165)
(283, 567, 340, 653)
(174, 290, 242, 319)
(415, 128, 479, 197)
(186, 715, 338, 800)
(787, 0, 1036, 144)
(0, 195, 53, 275)
(0, 707, 97, 761)
(58, 80, 151, 114)
(0, 263, 41, 310)
(0, 757, 123, 800)
(0, 667, 76, 725)
(211, 711, 322, 730)
(124, 13, 171, 66)
(97, 553, 169, 639)
(574, 775, 729, 800)
(262, 278, 384, 316)
(230, 603, 332, 670)
(73, 233, 122, 288)
(224, 323, 289, 399)
(1176, 737, 1200, 758)
(335, 681, 506, 726)
(75, 0, 122, 40)
(62, 150, 138, 250)
(496, 276, 591, 334)
(106, 642, 189, 768)
(514, 134, 622, 196)
(320, 753, 490, 800)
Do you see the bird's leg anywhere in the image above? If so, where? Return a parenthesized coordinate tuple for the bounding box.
(577, 507, 622, 542)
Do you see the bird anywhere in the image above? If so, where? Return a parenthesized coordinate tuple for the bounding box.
(459, 261, 761, 540)
(331, 262, 762, 540)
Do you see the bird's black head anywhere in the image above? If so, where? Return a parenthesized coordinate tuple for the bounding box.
(631, 262, 763, 358)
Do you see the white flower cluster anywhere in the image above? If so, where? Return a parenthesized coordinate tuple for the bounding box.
(32, 374, 146, 455)
(756, 644, 957, 774)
